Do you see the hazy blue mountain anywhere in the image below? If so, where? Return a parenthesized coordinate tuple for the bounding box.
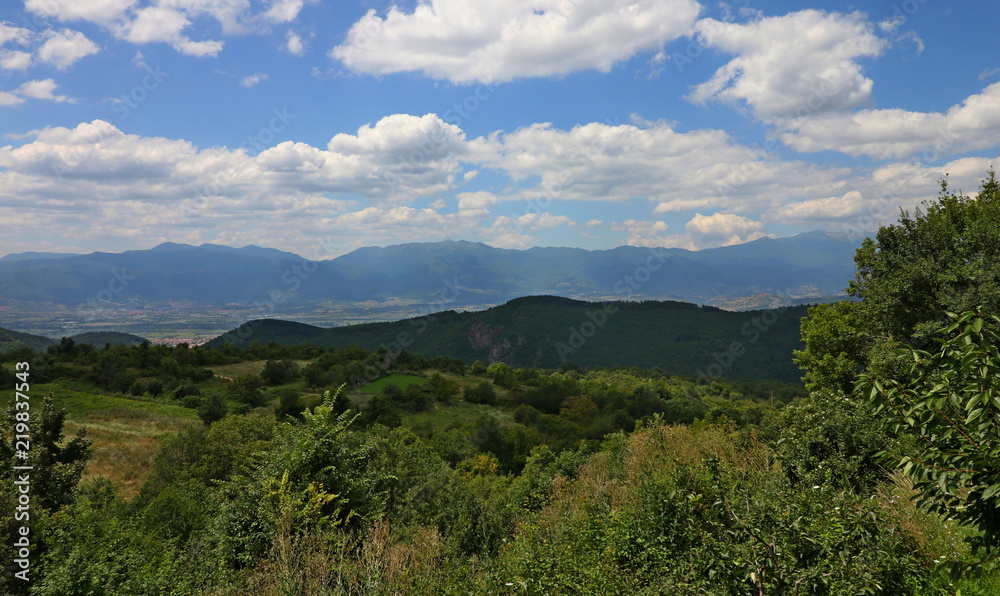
(0, 251, 81, 262)
(0, 232, 859, 310)
(208, 296, 810, 382)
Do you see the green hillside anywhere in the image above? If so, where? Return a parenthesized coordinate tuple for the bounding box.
(70, 331, 149, 347)
(0, 325, 55, 354)
(210, 296, 809, 382)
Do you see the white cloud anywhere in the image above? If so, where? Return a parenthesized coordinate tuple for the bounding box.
(0, 115, 470, 206)
(37, 29, 101, 69)
(0, 91, 24, 107)
(24, 0, 307, 58)
(0, 79, 70, 106)
(688, 10, 885, 121)
(767, 157, 997, 234)
(23, 0, 137, 26)
(0, 23, 32, 46)
(457, 190, 498, 216)
(0, 50, 32, 71)
(240, 73, 269, 87)
(119, 6, 189, 43)
(286, 30, 304, 55)
(265, 0, 311, 24)
(173, 37, 224, 57)
(478, 119, 849, 214)
(684, 212, 767, 246)
(332, 0, 702, 84)
(980, 67, 1000, 81)
(780, 82, 1000, 159)
(610, 219, 670, 247)
(16, 79, 70, 102)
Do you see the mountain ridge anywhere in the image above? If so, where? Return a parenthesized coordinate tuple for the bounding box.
(0, 231, 859, 313)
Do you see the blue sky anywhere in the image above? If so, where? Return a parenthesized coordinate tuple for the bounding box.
(1, 0, 998, 259)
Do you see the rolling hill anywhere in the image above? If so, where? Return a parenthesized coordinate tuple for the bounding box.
(208, 296, 810, 383)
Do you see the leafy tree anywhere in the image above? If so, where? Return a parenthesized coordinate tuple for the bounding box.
(261, 359, 299, 385)
(861, 310, 1000, 556)
(198, 393, 228, 425)
(0, 395, 92, 512)
(229, 374, 266, 407)
(463, 380, 497, 405)
(274, 388, 304, 420)
(797, 170, 1000, 392)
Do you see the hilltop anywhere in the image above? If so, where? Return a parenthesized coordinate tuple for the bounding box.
(209, 296, 809, 382)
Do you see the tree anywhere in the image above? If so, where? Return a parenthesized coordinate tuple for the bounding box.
(861, 310, 1000, 557)
(797, 170, 1000, 393)
(198, 393, 228, 425)
(0, 394, 92, 512)
(230, 374, 266, 407)
(261, 359, 299, 385)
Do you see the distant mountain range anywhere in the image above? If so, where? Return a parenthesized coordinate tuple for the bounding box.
(0, 231, 859, 314)
(209, 296, 810, 383)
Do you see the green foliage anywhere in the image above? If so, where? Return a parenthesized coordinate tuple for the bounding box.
(493, 424, 933, 595)
(463, 380, 497, 405)
(229, 373, 266, 407)
(800, 171, 1000, 393)
(861, 310, 1000, 556)
(768, 392, 889, 494)
(260, 358, 299, 385)
(197, 393, 228, 425)
(0, 394, 92, 512)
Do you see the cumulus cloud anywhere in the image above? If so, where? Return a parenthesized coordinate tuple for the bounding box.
(0, 79, 70, 106)
(15, 79, 70, 102)
(331, 0, 701, 84)
(0, 50, 32, 71)
(0, 23, 32, 47)
(37, 29, 101, 69)
(684, 212, 768, 246)
(478, 119, 849, 214)
(0, 115, 470, 207)
(286, 31, 305, 55)
(23, 0, 136, 26)
(688, 10, 885, 121)
(23, 0, 311, 58)
(780, 82, 1000, 159)
(610, 219, 670, 247)
(767, 157, 997, 236)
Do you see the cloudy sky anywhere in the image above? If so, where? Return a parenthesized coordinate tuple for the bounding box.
(1, 0, 998, 258)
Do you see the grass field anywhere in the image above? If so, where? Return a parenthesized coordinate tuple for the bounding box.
(5, 381, 199, 499)
(402, 400, 513, 432)
(357, 373, 426, 393)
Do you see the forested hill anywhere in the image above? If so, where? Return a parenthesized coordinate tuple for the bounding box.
(0, 327, 149, 354)
(208, 296, 809, 382)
